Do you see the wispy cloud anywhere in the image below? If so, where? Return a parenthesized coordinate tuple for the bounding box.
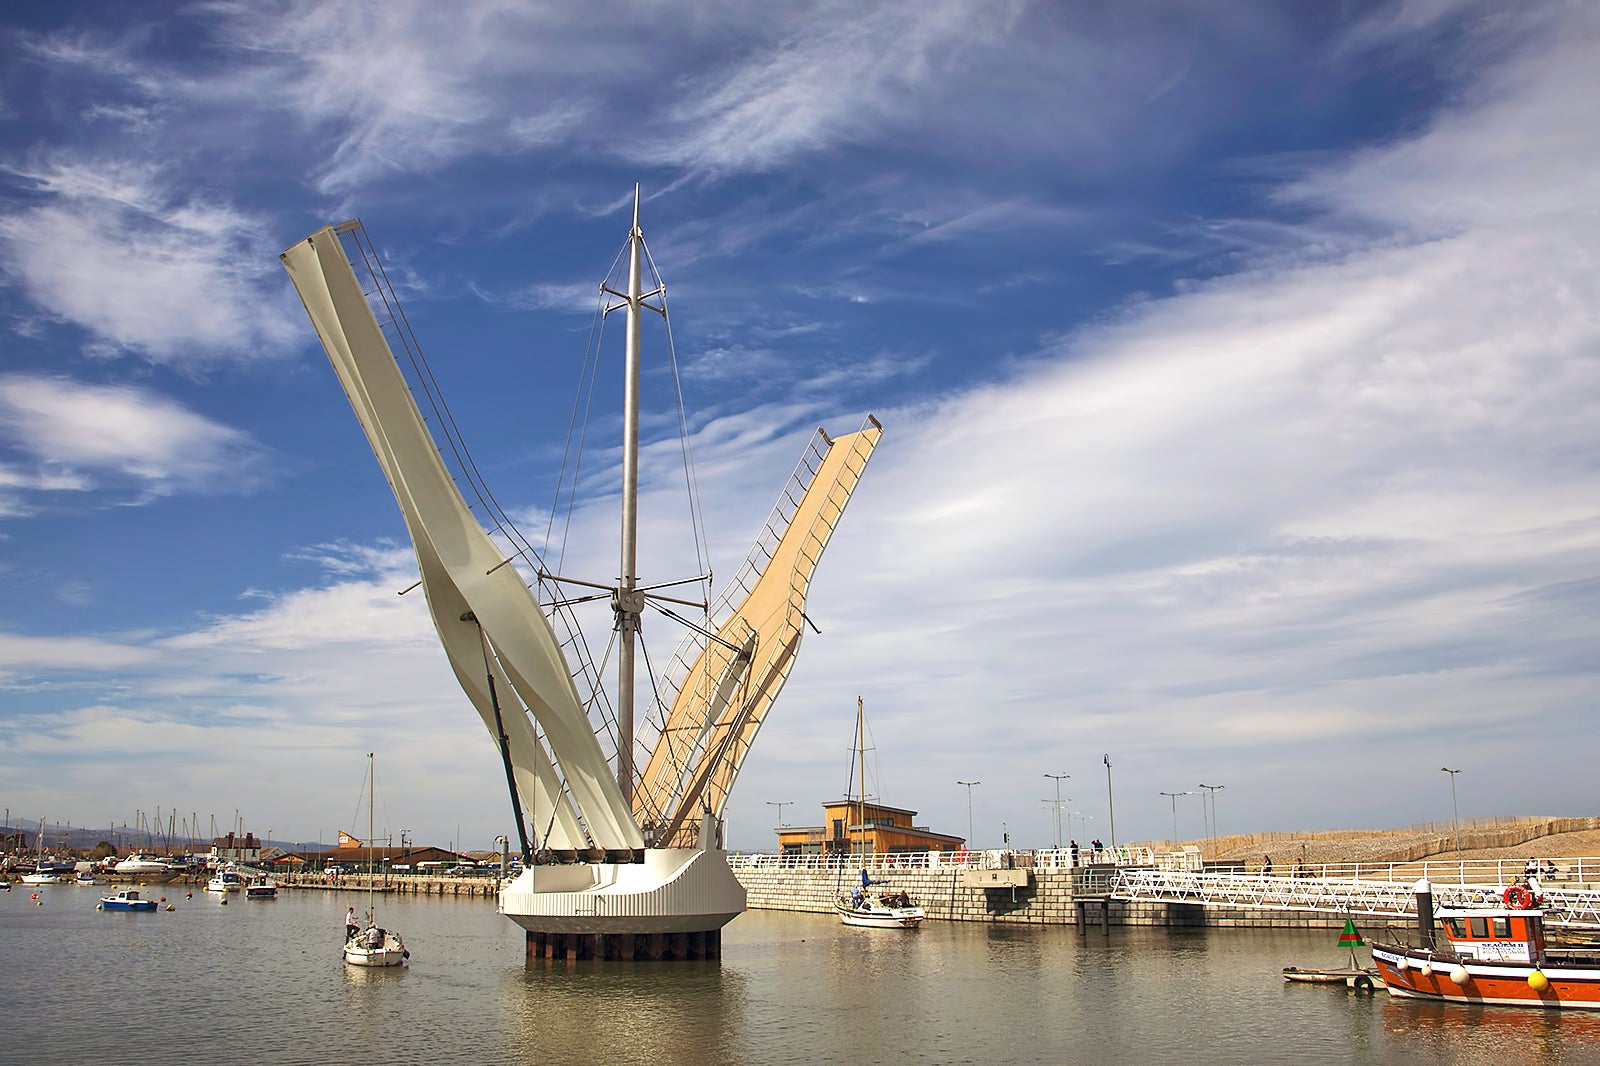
(0, 158, 300, 365)
(0, 374, 270, 512)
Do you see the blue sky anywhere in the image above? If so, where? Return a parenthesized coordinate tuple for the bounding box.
(2, 1, 1597, 854)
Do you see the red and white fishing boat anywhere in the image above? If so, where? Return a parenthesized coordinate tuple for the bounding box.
(1370, 880, 1600, 1009)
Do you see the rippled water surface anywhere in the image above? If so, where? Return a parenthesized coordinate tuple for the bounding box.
(4, 883, 1599, 1064)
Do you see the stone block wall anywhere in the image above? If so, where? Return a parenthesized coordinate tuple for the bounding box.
(733, 867, 1351, 930)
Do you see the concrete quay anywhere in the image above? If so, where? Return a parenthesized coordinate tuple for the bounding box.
(731, 864, 1350, 930)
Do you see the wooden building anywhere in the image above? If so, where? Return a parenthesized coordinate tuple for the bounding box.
(775, 800, 964, 858)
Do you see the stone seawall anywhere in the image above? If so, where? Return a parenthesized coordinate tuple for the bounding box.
(732, 867, 1349, 930)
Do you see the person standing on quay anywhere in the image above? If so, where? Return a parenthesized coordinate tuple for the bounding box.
(1069, 840, 1080, 867)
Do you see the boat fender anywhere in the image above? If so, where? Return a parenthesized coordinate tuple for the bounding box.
(1418, 962, 1432, 977)
(1395, 957, 1408, 971)
(403, 949, 410, 959)
(1449, 965, 1469, 986)
(1505, 884, 1535, 909)
(97, 903, 104, 911)
(1528, 969, 1550, 992)
(1352, 974, 1374, 991)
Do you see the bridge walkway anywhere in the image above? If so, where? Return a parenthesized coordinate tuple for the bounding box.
(1113, 869, 1600, 929)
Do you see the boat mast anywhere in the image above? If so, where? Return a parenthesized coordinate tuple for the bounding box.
(857, 697, 866, 869)
(615, 185, 644, 808)
(367, 752, 375, 916)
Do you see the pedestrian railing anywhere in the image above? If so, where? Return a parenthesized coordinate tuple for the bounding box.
(1115, 868, 1600, 929)
(728, 845, 1156, 872)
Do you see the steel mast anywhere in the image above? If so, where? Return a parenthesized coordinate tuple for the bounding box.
(614, 185, 647, 808)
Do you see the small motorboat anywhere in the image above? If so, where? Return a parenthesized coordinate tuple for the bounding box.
(1371, 879, 1600, 1009)
(205, 871, 245, 893)
(99, 889, 158, 912)
(244, 877, 278, 899)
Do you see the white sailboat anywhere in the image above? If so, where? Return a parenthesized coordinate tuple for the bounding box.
(834, 699, 925, 929)
(20, 820, 61, 885)
(283, 191, 881, 960)
(343, 753, 408, 968)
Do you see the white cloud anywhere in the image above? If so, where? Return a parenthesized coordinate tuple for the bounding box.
(0, 374, 270, 507)
(0, 159, 301, 365)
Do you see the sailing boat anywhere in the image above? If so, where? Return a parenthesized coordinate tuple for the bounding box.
(833, 699, 925, 929)
(343, 753, 408, 967)
(21, 820, 61, 885)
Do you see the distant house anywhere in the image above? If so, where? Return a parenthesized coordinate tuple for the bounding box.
(311, 837, 464, 872)
(775, 800, 964, 858)
(211, 832, 261, 866)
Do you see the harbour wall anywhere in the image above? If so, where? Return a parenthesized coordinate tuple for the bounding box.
(732, 866, 1350, 930)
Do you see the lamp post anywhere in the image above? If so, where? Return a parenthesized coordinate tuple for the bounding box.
(1198, 783, 1224, 861)
(1044, 773, 1069, 849)
(1159, 791, 1193, 846)
(766, 801, 792, 828)
(1441, 767, 1462, 857)
(1103, 754, 1117, 849)
(1203, 781, 1222, 864)
(958, 781, 980, 847)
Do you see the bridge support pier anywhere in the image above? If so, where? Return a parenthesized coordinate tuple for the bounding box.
(524, 929, 721, 963)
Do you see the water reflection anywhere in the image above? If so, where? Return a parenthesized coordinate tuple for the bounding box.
(1380, 996, 1600, 1064)
(500, 962, 744, 1061)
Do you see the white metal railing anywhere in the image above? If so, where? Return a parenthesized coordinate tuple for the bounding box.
(1115, 869, 1600, 929)
(728, 845, 1157, 872)
(1198, 857, 1597, 886)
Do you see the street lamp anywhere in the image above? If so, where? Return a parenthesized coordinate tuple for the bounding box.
(1070, 813, 1091, 842)
(1441, 767, 1462, 857)
(766, 801, 793, 827)
(1159, 791, 1194, 845)
(957, 780, 981, 846)
(1198, 783, 1224, 861)
(1103, 754, 1117, 849)
(1044, 773, 1069, 849)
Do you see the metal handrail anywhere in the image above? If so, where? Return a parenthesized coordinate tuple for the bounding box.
(727, 846, 1157, 872)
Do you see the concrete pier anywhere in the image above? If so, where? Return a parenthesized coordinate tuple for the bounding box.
(730, 864, 1349, 930)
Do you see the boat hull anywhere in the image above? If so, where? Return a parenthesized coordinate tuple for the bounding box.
(1372, 944, 1600, 1010)
(344, 932, 407, 967)
(834, 896, 926, 929)
(100, 900, 157, 911)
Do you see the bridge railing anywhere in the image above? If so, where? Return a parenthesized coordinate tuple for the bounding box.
(1116, 868, 1600, 929)
(728, 846, 1157, 872)
(1203, 857, 1597, 886)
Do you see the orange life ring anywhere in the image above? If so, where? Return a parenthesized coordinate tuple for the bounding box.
(1504, 884, 1535, 909)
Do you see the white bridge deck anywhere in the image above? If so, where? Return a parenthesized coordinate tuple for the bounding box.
(1112, 869, 1600, 929)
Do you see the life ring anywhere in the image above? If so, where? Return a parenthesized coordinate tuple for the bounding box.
(1504, 884, 1535, 909)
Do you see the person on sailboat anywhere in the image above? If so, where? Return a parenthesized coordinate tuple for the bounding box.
(346, 906, 359, 941)
(365, 925, 384, 948)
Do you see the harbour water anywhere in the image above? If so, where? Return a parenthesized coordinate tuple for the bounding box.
(4, 883, 1598, 1064)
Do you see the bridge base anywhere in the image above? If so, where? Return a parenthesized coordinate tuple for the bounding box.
(525, 928, 721, 962)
